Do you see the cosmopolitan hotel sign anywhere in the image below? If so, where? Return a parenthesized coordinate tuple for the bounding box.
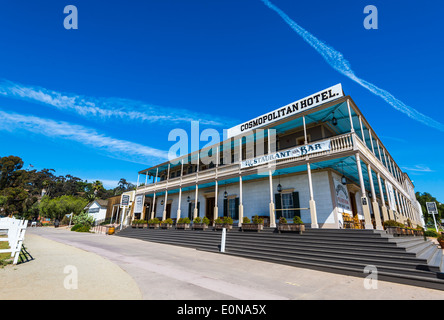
(227, 84, 343, 138)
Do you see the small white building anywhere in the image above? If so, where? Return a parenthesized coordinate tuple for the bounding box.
(84, 199, 108, 223)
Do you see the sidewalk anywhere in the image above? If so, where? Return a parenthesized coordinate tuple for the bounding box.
(0, 231, 142, 300)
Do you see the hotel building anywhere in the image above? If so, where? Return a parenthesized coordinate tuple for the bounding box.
(125, 84, 423, 230)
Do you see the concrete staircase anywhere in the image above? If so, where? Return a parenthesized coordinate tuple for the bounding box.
(115, 226, 444, 291)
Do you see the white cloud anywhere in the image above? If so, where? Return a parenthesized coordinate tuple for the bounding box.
(0, 79, 234, 127)
(0, 109, 169, 165)
(401, 165, 434, 173)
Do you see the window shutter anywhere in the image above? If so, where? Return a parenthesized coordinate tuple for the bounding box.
(292, 192, 300, 218)
(223, 198, 228, 217)
(275, 193, 282, 219)
(197, 202, 200, 216)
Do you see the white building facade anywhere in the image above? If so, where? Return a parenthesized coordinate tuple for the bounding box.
(133, 84, 423, 230)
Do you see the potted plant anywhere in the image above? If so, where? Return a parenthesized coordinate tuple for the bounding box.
(176, 217, 191, 230)
(148, 218, 160, 229)
(383, 220, 404, 236)
(241, 215, 264, 232)
(277, 216, 305, 233)
(192, 216, 210, 230)
(138, 219, 147, 228)
(161, 218, 173, 229)
(214, 216, 233, 231)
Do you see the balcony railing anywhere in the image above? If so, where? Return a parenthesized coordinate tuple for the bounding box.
(136, 132, 354, 194)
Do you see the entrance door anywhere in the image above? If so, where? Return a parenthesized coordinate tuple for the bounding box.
(166, 203, 171, 219)
(206, 197, 215, 223)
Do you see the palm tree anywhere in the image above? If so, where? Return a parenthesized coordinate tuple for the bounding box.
(91, 180, 103, 197)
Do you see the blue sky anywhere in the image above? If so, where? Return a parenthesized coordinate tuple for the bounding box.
(0, 0, 443, 201)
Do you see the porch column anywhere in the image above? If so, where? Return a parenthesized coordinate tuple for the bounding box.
(347, 99, 355, 133)
(162, 190, 168, 221)
(214, 145, 219, 224)
(394, 189, 403, 223)
(151, 193, 156, 220)
(307, 162, 318, 229)
(214, 179, 219, 225)
(384, 179, 395, 220)
(368, 164, 382, 230)
(177, 160, 184, 221)
(267, 129, 276, 228)
(238, 139, 244, 227)
(377, 172, 389, 222)
(268, 170, 276, 228)
(193, 184, 199, 219)
(355, 153, 373, 229)
(177, 188, 182, 221)
(239, 175, 244, 227)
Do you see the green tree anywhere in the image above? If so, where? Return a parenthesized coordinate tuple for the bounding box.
(416, 191, 443, 226)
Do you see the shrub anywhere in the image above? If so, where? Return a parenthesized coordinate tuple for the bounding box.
(293, 216, 303, 224)
(148, 218, 160, 224)
(252, 215, 264, 224)
(72, 211, 94, 227)
(178, 217, 191, 224)
(193, 217, 202, 223)
(202, 217, 210, 225)
(71, 224, 90, 232)
(424, 229, 439, 237)
(279, 217, 287, 224)
(215, 217, 223, 224)
(223, 216, 233, 225)
(243, 217, 251, 224)
(162, 218, 173, 224)
(383, 220, 404, 228)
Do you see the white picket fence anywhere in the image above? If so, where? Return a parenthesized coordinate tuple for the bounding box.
(0, 217, 28, 265)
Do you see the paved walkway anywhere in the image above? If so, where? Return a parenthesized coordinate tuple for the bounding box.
(1, 227, 443, 300)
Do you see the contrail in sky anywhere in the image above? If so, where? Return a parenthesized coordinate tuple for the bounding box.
(0, 109, 169, 165)
(0, 79, 234, 127)
(260, 0, 444, 132)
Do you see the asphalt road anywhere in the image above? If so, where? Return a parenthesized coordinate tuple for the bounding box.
(1, 226, 443, 300)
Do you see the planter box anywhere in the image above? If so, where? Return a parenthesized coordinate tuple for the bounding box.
(241, 223, 263, 232)
(160, 223, 173, 229)
(176, 223, 191, 230)
(214, 224, 233, 231)
(385, 226, 401, 236)
(277, 223, 305, 234)
(192, 223, 208, 231)
(137, 224, 147, 228)
(148, 223, 160, 229)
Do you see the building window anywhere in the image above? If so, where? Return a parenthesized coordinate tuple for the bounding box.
(281, 193, 293, 219)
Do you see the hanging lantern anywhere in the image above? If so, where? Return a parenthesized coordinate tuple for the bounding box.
(224, 190, 228, 199)
(187, 196, 191, 203)
(277, 183, 282, 193)
(341, 175, 347, 185)
(332, 112, 338, 126)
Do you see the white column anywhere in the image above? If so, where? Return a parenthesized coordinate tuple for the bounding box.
(214, 180, 218, 225)
(347, 99, 355, 133)
(356, 153, 373, 229)
(162, 190, 168, 221)
(307, 162, 318, 229)
(368, 164, 382, 230)
(177, 160, 184, 221)
(267, 129, 276, 228)
(238, 138, 244, 226)
(151, 193, 156, 220)
(193, 184, 199, 219)
(377, 172, 389, 222)
(384, 179, 395, 220)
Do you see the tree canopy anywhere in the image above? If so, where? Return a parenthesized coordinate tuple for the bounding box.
(0, 155, 135, 220)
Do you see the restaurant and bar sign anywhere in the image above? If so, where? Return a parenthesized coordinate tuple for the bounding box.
(240, 139, 331, 169)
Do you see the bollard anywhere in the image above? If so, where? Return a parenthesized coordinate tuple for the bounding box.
(220, 227, 226, 253)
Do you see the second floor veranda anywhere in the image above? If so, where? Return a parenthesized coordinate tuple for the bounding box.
(136, 95, 409, 195)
